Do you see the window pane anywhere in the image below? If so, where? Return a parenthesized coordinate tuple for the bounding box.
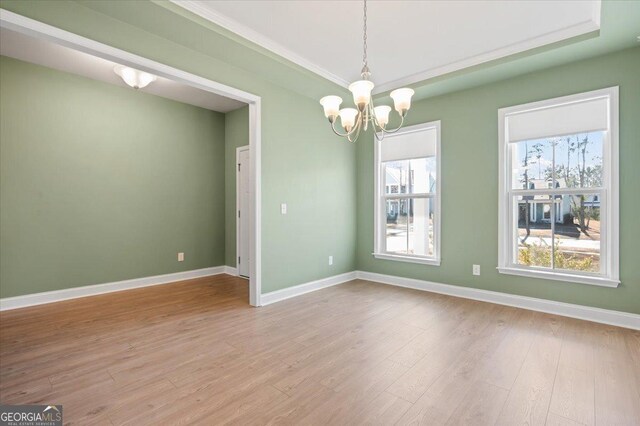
(553, 132, 604, 189)
(408, 198, 433, 256)
(385, 199, 408, 254)
(511, 139, 554, 190)
(554, 194, 601, 273)
(384, 158, 436, 194)
(385, 197, 433, 256)
(515, 196, 552, 268)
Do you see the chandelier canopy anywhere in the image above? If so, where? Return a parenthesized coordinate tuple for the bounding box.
(319, 0, 414, 143)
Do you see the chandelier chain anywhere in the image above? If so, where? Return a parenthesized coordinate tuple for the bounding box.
(362, 0, 368, 68)
(319, 0, 413, 143)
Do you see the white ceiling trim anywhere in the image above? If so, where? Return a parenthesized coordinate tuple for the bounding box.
(374, 15, 601, 94)
(172, 0, 600, 95)
(172, 0, 350, 88)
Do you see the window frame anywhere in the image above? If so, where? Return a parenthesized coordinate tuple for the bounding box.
(497, 87, 619, 287)
(373, 121, 441, 266)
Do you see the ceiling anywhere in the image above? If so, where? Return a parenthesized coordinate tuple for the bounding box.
(0, 27, 246, 113)
(174, 0, 601, 94)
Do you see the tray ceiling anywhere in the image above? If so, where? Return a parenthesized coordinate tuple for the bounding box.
(174, 0, 600, 93)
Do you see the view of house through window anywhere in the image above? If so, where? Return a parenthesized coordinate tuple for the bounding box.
(384, 157, 436, 256)
(375, 121, 440, 265)
(499, 87, 618, 286)
(513, 132, 603, 273)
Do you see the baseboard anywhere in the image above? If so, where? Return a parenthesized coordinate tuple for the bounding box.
(4, 266, 636, 330)
(355, 271, 640, 330)
(224, 266, 238, 276)
(0, 266, 228, 311)
(260, 271, 357, 306)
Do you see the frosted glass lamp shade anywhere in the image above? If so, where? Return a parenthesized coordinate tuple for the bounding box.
(339, 108, 359, 131)
(319, 96, 343, 121)
(390, 88, 415, 115)
(374, 105, 392, 127)
(114, 65, 157, 89)
(348, 80, 375, 110)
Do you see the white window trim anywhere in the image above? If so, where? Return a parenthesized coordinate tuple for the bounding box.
(373, 121, 442, 266)
(497, 87, 619, 287)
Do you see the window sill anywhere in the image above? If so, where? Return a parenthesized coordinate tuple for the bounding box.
(373, 253, 441, 266)
(497, 266, 619, 288)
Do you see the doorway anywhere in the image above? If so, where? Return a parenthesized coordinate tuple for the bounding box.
(0, 10, 263, 306)
(236, 146, 251, 278)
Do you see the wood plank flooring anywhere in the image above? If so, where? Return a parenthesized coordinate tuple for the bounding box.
(1, 275, 639, 425)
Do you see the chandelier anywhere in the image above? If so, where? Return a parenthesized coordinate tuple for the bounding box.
(319, 0, 415, 143)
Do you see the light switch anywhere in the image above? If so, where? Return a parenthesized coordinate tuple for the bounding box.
(281, 203, 287, 215)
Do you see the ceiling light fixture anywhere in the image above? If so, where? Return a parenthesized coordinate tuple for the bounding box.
(319, 0, 414, 143)
(114, 65, 157, 89)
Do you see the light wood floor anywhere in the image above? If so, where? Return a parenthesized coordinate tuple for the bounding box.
(1, 275, 639, 425)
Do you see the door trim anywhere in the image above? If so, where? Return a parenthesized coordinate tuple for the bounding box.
(236, 145, 250, 278)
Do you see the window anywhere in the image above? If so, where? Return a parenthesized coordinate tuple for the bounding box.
(374, 121, 441, 265)
(498, 87, 619, 287)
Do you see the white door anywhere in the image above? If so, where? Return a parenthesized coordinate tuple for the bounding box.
(237, 147, 251, 278)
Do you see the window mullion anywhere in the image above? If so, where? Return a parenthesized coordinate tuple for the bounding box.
(551, 195, 556, 270)
(384, 193, 433, 200)
(551, 140, 556, 270)
(511, 188, 603, 196)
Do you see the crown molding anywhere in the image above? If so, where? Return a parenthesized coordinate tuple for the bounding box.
(373, 17, 601, 94)
(172, 1, 600, 96)
(171, 0, 349, 89)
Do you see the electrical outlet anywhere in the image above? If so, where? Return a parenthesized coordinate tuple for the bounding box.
(473, 264, 480, 276)
(329, 255, 333, 266)
(281, 203, 287, 215)
(178, 252, 185, 262)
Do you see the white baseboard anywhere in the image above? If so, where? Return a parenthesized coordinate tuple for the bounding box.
(260, 271, 357, 306)
(0, 266, 228, 311)
(355, 271, 640, 331)
(4, 266, 637, 330)
(224, 266, 238, 276)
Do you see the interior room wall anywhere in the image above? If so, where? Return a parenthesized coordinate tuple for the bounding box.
(0, 56, 227, 298)
(9, 2, 634, 313)
(357, 47, 640, 314)
(0, 0, 358, 297)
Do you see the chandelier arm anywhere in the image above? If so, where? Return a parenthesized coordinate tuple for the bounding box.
(367, 97, 394, 134)
(329, 112, 363, 138)
(378, 114, 406, 134)
(367, 98, 385, 132)
(348, 120, 363, 143)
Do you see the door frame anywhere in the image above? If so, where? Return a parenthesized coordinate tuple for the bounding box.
(0, 9, 263, 306)
(236, 145, 250, 278)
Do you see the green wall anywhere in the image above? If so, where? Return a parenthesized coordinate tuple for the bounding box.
(0, 56, 227, 298)
(0, 0, 357, 296)
(3, 1, 635, 314)
(358, 47, 640, 314)
(224, 106, 249, 268)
